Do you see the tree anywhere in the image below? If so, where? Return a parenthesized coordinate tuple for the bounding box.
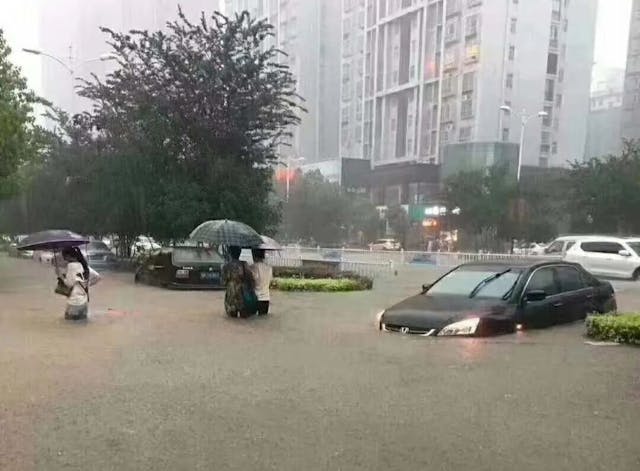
(282, 170, 379, 245)
(386, 205, 410, 247)
(2, 11, 303, 245)
(566, 141, 640, 234)
(0, 29, 42, 199)
(444, 165, 517, 249)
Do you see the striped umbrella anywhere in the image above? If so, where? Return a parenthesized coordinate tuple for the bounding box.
(189, 220, 263, 248)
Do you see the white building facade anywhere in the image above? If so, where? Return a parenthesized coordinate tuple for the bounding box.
(38, 0, 220, 119)
(341, 0, 597, 168)
(225, 0, 341, 164)
(622, 0, 640, 141)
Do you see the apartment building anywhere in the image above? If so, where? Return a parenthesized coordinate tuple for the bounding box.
(622, 0, 640, 141)
(225, 0, 341, 164)
(341, 0, 597, 169)
(38, 0, 220, 118)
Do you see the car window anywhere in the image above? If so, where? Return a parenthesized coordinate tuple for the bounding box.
(428, 267, 522, 298)
(88, 242, 110, 251)
(172, 248, 223, 264)
(556, 266, 585, 293)
(545, 240, 564, 254)
(525, 267, 559, 295)
(626, 242, 640, 256)
(581, 241, 624, 254)
(565, 241, 576, 251)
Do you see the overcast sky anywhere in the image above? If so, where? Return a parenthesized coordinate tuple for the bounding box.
(0, 0, 634, 94)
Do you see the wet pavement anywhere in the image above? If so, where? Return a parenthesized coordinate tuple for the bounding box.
(1, 255, 639, 471)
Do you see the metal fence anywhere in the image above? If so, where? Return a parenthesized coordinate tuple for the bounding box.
(267, 246, 559, 277)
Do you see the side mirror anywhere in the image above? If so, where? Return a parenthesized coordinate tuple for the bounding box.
(619, 249, 632, 257)
(525, 290, 547, 302)
(421, 283, 432, 294)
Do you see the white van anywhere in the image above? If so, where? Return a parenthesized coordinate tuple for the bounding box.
(564, 237, 640, 280)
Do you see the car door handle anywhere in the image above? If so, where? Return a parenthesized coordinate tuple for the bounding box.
(553, 302, 564, 307)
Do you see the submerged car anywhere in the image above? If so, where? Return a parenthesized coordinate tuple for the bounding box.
(83, 241, 118, 270)
(135, 245, 224, 289)
(377, 261, 616, 337)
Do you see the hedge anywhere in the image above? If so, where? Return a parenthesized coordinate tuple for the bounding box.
(271, 278, 368, 292)
(273, 266, 373, 290)
(586, 314, 640, 345)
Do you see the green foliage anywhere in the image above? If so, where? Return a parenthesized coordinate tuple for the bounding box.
(282, 170, 379, 245)
(271, 277, 369, 292)
(0, 29, 43, 198)
(1, 11, 301, 244)
(586, 314, 640, 345)
(272, 266, 373, 289)
(444, 165, 518, 248)
(567, 141, 640, 234)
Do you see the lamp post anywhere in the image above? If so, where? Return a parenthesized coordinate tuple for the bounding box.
(285, 156, 305, 201)
(22, 47, 116, 114)
(499, 105, 548, 181)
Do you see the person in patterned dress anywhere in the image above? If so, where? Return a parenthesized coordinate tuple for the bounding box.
(222, 246, 254, 317)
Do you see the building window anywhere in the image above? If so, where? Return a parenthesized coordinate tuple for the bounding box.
(543, 105, 552, 126)
(506, 73, 514, 89)
(556, 93, 563, 106)
(510, 18, 517, 34)
(508, 45, 515, 60)
(462, 72, 475, 92)
(552, 142, 558, 154)
(465, 14, 480, 37)
(539, 157, 549, 167)
(549, 25, 559, 48)
(547, 53, 558, 74)
(545, 79, 555, 101)
(558, 68, 564, 82)
(502, 127, 510, 142)
(461, 96, 473, 119)
(459, 126, 472, 142)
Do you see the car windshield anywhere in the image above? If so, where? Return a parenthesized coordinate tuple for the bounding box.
(627, 242, 640, 256)
(427, 267, 522, 299)
(87, 242, 110, 251)
(172, 248, 223, 264)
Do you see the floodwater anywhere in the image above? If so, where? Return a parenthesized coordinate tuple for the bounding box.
(1, 256, 639, 470)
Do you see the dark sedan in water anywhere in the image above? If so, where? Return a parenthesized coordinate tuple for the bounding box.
(134, 245, 224, 289)
(377, 261, 617, 337)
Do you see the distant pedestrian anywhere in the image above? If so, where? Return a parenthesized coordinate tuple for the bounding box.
(250, 249, 273, 315)
(222, 246, 256, 317)
(55, 247, 100, 320)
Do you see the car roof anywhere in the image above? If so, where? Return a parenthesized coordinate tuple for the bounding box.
(459, 260, 579, 271)
(571, 236, 640, 243)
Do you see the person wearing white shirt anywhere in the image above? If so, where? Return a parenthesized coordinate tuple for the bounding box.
(56, 247, 100, 320)
(250, 249, 273, 315)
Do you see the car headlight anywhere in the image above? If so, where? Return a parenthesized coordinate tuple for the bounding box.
(438, 317, 480, 336)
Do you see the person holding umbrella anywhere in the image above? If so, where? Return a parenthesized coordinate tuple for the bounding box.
(189, 220, 263, 318)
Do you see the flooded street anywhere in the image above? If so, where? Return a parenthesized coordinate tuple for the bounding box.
(1, 255, 639, 470)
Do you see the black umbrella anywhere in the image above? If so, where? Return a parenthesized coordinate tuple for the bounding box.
(17, 230, 89, 251)
(189, 220, 263, 248)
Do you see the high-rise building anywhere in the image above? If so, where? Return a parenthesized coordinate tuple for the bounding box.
(622, 0, 640, 141)
(38, 1, 220, 118)
(225, 0, 341, 164)
(341, 0, 598, 169)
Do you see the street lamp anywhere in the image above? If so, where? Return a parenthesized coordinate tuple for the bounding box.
(22, 47, 117, 113)
(285, 156, 305, 201)
(500, 105, 548, 181)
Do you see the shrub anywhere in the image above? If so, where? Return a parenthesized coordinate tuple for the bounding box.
(271, 277, 368, 292)
(585, 314, 640, 345)
(272, 266, 373, 290)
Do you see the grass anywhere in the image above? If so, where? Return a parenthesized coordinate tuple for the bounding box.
(270, 277, 368, 292)
(586, 314, 640, 345)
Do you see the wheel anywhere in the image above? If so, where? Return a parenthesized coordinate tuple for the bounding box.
(633, 268, 640, 281)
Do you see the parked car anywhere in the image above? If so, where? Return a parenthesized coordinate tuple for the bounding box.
(131, 235, 161, 256)
(376, 261, 616, 337)
(542, 235, 610, 256)
(33, 250, 55, 264)
(369, 238, 401, 251)
(564, 237, 640, 280)
(82, 241, 119, 270)
(134, 245, 224, 289)
(8, 236, 33, 258)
